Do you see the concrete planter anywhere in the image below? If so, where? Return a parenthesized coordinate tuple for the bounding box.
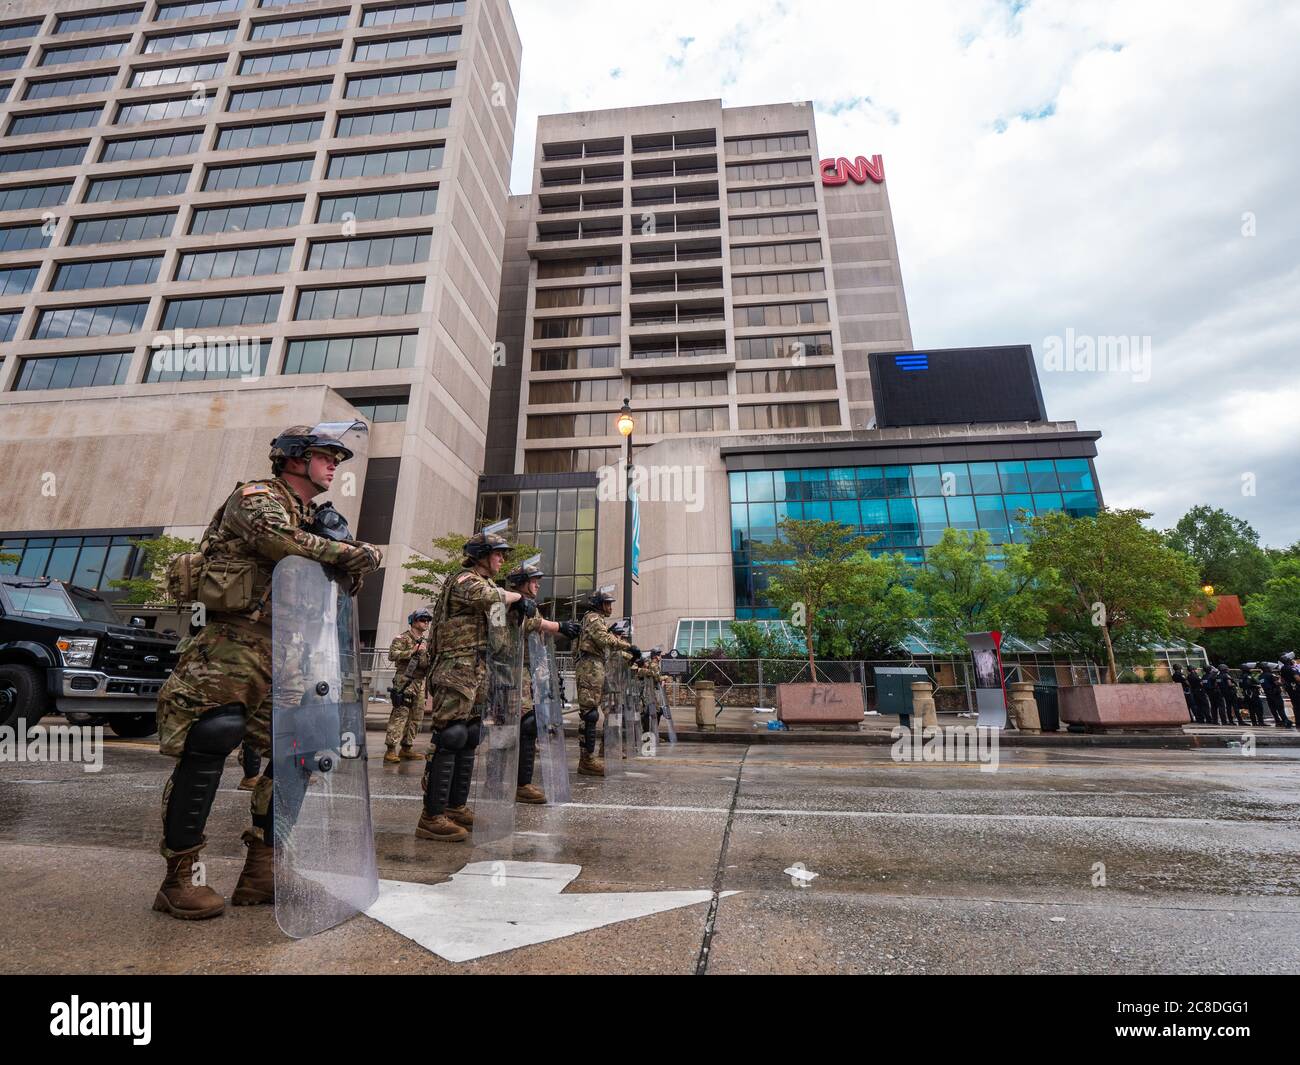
(1059, 683, 1189, 731)
(776, 682, 864, 729)
(1007, 681, 1041, 733)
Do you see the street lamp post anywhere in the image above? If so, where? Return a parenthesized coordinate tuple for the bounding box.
(616, 398, 634, 624)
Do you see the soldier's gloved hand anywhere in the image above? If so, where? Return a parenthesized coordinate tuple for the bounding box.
(340, 542, 382, 575)
(629, 645, 642, 661)
(520, 597, 537, 619)
(559, 620, 580, 640)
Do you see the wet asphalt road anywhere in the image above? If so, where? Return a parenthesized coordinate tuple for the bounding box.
(2, 728, 1299, 974)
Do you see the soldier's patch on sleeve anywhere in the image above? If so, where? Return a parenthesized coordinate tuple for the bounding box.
(242, 484, 271, 497)
(457, 573, 472, 583)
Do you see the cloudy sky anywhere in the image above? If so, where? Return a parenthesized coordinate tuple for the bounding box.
(506, 0, 1299, 547)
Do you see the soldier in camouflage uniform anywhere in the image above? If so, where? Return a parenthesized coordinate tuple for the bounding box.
(415, 527, 527, 842)
(152, 425, 382, 920)
(574, 588, 634, 777)
(503, 559, 581, 803)
(637, 647, 667, 736)
(383, 608, 433, 764)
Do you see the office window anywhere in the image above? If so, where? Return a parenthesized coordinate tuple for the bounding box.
(0, 54, 24, 73)
(282, 333, 418, 374)
(161, 292, 282, 328)
(349, 395, 408, 422)
(144, 338, 270, 381)
(344, 65, 454, 98)
(532, 378, 626, 404)
(116, 96, 209, 124)
(729, 212, 819, 237)
(734, 301, 830, 328)
(0, 532, 154, 590)
(0, 265, 38, 296)
(33, 302, 149, 339)
(534, 285, 620, 309)
(69, 212, 176, 246)
(41, 41, 129, 66)
(735, 366, 836, 394)
(532, 315, 619, 340)
(0, 182, 72, 211)
(0, 83, 9, 103)
(86, 170, 189, 202)
(227, 80, 331, 111)
(521, 449, 621, 476)
(735, 333, 833, 360)
(0, 21, 42, 42)
(0, 224, 50, 252)
(736, 401, 840, 430)
(24, 73, 114, 99)
(628, 374, 728, 400)
(295, 281, 425, 320)
(732, 270, 826, 297)
(724, 133, 811, 155)
(175, 244, 293, 281)
(360, 2, 466, 26)
(52, 255, 163, 290)
(316, 186, 437, 223)
(305, 232, 432, 270)
(730, 240, 822, 267)
(537, 259, 621, 279)
(143, 25, 237, 52)
(352, 31, 460, 61)
(250, 12, 349, 39)
(336, 104, 448, 137)
(238, 45, 340, 75)
(727, 159, 814, 182)
(156, 0, 244, 19)
(14, 353, 133, 391)
(0, 311, 20, 340)
(530, 346, 618, 371)
(203, 157, 313, 191)
(189, 199, 303, 234)
(101, 130, 202, 163)
(56, 8, 142, 33)
(0, 143, 87, 173)
(325, 144, 443, 179)
(8, 107, 101, 136)
(727, 184, 817, 209)
(130, 60, 224, 87)
(216, 118, 322, 149)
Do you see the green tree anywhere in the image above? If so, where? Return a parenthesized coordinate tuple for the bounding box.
(1163, 505, 1273, 600)
(402, 532, 538, 600)
(1242, 558, 1300, 656)
(0, 551, 19, 568)
(721, 619, 805, 659)
(750, 518, 877, 680)
(1026, 508, 1206, 683)
(108, 534, 199, 605)
(812, 549, 924, 660)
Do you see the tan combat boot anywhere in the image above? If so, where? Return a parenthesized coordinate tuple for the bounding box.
(153, 843, 226, 920)
(231, 833, 275, 906)
(444, 804, 474, 828)
(578, 751, 605, 777)
(399, 747, 423, 761)
(416, 812, 468, 842)
(383, 747, 401, 765)
(515, 784, 546, 804)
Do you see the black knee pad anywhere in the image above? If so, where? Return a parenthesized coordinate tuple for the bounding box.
(520, 711, 537, 740)
(435, 721, 470, 752)
(579, 707, 599, 725)
(186, 703, 246, 757)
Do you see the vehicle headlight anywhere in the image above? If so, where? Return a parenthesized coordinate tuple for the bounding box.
(56, 636, 98, 668)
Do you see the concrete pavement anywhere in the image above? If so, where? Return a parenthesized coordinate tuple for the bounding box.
(2, 727, 1299, 974)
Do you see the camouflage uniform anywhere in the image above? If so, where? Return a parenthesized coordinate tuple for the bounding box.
(156, 476, 376, 858)
(575, 610, 632, 755)
(425, 568, 505, 733)
(385, 628, 430, 750)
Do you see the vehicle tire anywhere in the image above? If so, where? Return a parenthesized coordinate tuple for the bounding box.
(109, 712, 159, 739)
(0, 663, 46, 734)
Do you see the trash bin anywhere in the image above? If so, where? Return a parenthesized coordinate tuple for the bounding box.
(1033, 683, 1060, 732)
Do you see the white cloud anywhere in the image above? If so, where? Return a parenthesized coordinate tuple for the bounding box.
(507, 0, 1300, 545)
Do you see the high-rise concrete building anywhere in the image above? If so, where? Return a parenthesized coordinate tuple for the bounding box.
(0, 0, 521, 646)
(496, 99, 914, 480)
(479, 100, 1102, 650)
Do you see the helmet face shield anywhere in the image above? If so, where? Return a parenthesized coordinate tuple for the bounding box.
(305, 420, 368, 462)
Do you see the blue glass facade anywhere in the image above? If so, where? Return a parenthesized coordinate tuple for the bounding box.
(729, 457, 1100, 618)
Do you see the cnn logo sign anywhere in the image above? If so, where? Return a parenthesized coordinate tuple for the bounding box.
(820, 154, 885, 186)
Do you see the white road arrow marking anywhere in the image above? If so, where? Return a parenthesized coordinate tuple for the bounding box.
(366, 860, 735, 962)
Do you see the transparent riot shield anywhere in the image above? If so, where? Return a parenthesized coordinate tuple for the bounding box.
(637, 671, 658, 758)
(471, 610, 523, 846)
(621, 656, 641, 760)
(528, 630, 571, 805)
(272, 556, 377, 939)
(656, 682, 678, 745)
(601, 647, 625, 778)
